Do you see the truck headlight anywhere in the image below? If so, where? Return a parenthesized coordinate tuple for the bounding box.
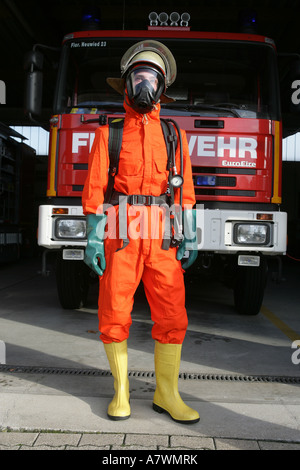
(55, 218, 86, 239)
(233, 223, 270, 246)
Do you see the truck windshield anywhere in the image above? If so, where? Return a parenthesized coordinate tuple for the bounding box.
(53, 37, 280, 120)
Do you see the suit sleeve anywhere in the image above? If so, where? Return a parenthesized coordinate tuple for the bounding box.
(82, 126, 110, 215)
(174, 129, 196, 207)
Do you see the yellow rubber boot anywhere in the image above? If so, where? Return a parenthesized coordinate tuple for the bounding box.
(153, 341, 200, 424)
(103, 340, 131, 420)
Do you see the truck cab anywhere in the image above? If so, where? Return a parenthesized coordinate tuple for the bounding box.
(25, 17, 296, 314)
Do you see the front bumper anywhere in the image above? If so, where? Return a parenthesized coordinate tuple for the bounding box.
(38, 204, 287, 256)
(195, 205, 287, 255)
(38, 205, 87, 249)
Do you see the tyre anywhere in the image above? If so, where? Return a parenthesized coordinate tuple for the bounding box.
(55, 253, 90, 309)
(233, 257, 268, 316)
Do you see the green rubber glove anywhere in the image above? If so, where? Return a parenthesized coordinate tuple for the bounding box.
(176, 209, 198, 270)
(84, 214, 107, 276)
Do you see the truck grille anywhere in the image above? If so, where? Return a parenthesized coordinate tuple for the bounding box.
(195, 188, 255, 197)
(193, 166, 257, 199)
(192, 166, 256, 175)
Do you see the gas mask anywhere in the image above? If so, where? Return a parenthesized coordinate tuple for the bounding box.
(126, 66, 165, 114)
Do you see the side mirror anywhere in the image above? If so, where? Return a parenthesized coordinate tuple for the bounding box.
(24, 50, 44, 118)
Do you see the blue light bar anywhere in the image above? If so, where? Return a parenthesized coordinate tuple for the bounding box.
(239, 8, 258, 33)
(82, 6, 101, 30)
(195, 175, 216, 186)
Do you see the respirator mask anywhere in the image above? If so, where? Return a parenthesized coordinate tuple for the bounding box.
(126, 66, 165, 114)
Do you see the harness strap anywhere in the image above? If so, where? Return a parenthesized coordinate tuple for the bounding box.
(104, 118, 124, 205)
(110, 191, 172, 251)
(160, 119, 178, 249)
(110, 191, 170, 207)
(104, 117, 179, 250)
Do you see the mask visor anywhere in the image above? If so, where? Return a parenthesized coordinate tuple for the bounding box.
(128, 66, 165, 103)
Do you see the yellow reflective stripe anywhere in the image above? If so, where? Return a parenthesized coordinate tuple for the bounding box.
(271, 120, 281, 204)
(47, 125, 58, 197)
(261, 306, 300, 342)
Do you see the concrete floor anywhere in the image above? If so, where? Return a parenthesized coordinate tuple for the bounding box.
(0, 254, 299, 376)
(0, 254, 300, 443)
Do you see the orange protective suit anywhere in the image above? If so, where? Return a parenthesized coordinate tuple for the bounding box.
(82, 99, 195, 344)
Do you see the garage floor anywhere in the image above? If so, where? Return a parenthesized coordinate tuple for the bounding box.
(0, 254, 299, 443)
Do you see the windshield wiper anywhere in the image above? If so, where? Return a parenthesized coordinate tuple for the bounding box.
(76, 102, 124, 110)
(79, 103, 125, 124)
(162, 103, 240, 117)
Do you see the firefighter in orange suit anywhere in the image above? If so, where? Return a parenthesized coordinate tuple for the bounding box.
(82, 40, 199, 424)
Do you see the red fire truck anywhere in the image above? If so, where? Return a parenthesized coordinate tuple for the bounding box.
(25, 13, 295, 314)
